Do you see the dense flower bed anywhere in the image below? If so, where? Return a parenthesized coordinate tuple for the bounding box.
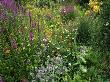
(0, 0, 110, 82)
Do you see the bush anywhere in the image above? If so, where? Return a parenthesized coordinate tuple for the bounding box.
(76, 17, 91, 45)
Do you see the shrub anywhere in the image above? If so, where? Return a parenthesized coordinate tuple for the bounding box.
(76, 17, 91, 46)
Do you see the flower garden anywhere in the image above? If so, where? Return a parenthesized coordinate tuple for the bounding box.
(0, 0, 110, 82)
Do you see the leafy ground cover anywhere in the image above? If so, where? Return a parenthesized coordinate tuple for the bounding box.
(0, 0, 110, 82)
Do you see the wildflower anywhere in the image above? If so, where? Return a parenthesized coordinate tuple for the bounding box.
(43, 38, 48, 44)
(0, 79, 2, 82)
(61, 6, 74, 15)
(85, 10, 94, 16)
(92, 5, 100, 13)
(1, 0, 18, 16)
(29, 31, 34, 43)
(23, 79, 28, 82)
(89, 0, 101, 13)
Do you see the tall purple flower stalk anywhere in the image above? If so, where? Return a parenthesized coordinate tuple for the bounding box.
(0, 0, 18, 16)
(0, 79, 2, 82)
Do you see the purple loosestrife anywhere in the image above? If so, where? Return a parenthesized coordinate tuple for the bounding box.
(0, 79, 2, 82)
(61, 6, 74, 15)
(0, 0, 18, 16)
(29, 31, 34, 43)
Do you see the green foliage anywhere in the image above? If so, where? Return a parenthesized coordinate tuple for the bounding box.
(0, 0, 110, 81)
(76, 17, 91, 45)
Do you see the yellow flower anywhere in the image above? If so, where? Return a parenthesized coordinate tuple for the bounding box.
(85, 10, 91, 16)
(89, 0, 101, 13)
(93, 5, 100, 13)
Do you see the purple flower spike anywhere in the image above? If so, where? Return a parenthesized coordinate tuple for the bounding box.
(0, 79, 2, 82)
(0, 0, 18, 16)
(29, 31, 34, 43)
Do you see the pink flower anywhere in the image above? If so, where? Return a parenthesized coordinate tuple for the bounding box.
(23, 79, 28, 82)
(0, 79, 2, 82)
(61, 6, 74, 15)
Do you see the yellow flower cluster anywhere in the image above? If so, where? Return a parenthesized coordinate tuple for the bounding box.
(89, 0, 102, 13)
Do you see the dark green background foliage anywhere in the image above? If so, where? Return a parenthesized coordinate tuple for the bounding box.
(76, 18, 91, 45)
